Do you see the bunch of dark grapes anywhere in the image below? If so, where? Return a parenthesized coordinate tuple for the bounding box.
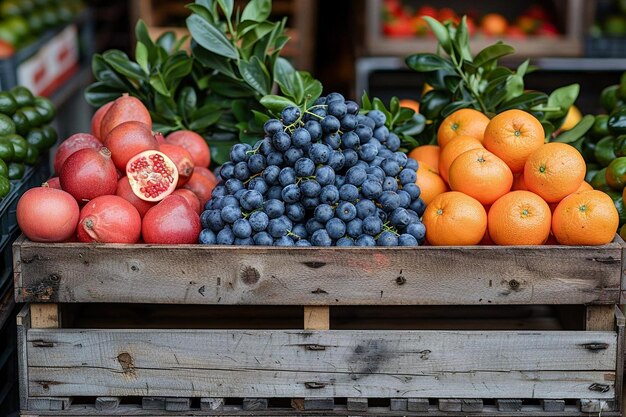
(199, 92, 426, 246)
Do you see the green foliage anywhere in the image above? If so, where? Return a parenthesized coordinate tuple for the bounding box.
(405, 17, 586, 145)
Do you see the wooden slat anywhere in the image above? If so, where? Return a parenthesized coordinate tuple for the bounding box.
(25, 329, 616, 399)
(16, 305, 30, 411)
(200, 397, 223, 411)
(29, 304, 59, 329)
(304, 306, 329, 330)
(407, 398, 429, 411)
(542, 399, 565, 411)
(95, 397, 120, 411)
(586, 305, 615, 331)
(14, 240, 622, 305)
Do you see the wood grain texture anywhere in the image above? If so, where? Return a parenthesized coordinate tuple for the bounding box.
(25, 329, 616, 399)
(586, 305, 615, 331)
(14, 239, 622, 305)
(95, 397, 119, 411)
(17, 305, 30, 411)
(304, 306, 329, 330)
(29, 304, 58, 329)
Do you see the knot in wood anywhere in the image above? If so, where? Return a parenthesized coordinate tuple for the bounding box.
(240, 266, 260, 285)
(396, 276, 406, 285)
(49, 274, 60, 282)
(117, 352, 136, 377)
(508, 279, 520, 290)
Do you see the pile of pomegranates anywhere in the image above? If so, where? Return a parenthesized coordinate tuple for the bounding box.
(17, 94, 217, 244)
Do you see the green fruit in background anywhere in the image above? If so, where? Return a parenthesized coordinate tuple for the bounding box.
(27, 12, 44, 34)
(0, 0, 21, 17)
(5, 134, 27, 162)
(26, 128, 47, 151)
(619, 72, 626, 100)
(0, 140, 15, 162)
(18, 0, 35, 14)
(609, 108, 626, 136)
(5, 16, 28, 40)
(10, 86, 34, 107)
(0, 159, 8, 178)
(41, 124, 57, 147)
(34, 97, 55, 123)
(606, 156, 626, 190)
(0, 92, 18, 115)
(591, 167, 612, 192)
(0, 176, 10, 198)
(57, 3, 73, 23)
(23, 145, 39, 165)
(582, 141, 596, 162)
(8, 162, 24, 180)
(605, 15, 626, 36)
(11, 111, 29, 135)
(0, 114, 16, 136)
(607, 190, 626, 226)
(19, 106, 43, 127)
(614, 134, 626, 157)
(0, 23, 18, 46)
(602, 85, 621, 113)
(41, 6, 60, 28)
(591, 114, 610, 140)
(595, 136, 617, 166)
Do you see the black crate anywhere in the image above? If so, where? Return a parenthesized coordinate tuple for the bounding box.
(585, 36, 626, 58)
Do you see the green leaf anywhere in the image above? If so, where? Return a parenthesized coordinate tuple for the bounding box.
(405, 53, 452, 72)
(454, 16, 471, 62)
(189, 103, 222, 131)
(150, 73, 170, 97)
(241, 0, 271, 22)
(216, 0, 233, 21)
(162, 53, 193, 85)
(498, 91, 548, 111)
(361, 91, 372, 110)
(301, 72, 322, 104)
(191, 42, 238, 79)
(423, 16, 450, 53)
(473, 43, 515, 68)
(154, 93, 178, 119)
(516, 59, 530, 78)
(372, 98, 392, 122)
(84, 82, 123, 106)
(187, 14, 238, 59)
(441, 101, 472, 118)
(102, 50, 147, 81)
(553, 115, 595, 143)
(541, 121, 555, 141)
(273, 57, 296, 97)
(135, 42, 149, 74)
(232, 99, 250, 122)
(177, 86, 197, 124)
(390, 97, 400, 115)
(186, 4, 215, 23)
(135, 20, 156, 61)
(252, 109, 270, 126)
(209, 75, 256, 97)
(504, 74, 524, 103)
(547, 84, 580, 117)
(260, 94, 298, 115)
(238, 56, 270, 95)
(156, 31, 177, 53)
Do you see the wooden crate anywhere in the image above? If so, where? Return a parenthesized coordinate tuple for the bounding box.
(13, 235, 626, 416)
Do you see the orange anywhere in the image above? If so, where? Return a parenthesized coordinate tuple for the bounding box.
(448, 148, 513, 205)
(512, 173, 528, 191)
(408, 145, 440, 173)
(422, 83, 433, 95)
(488, 191, 552, 245)
(524, 142, 586, 203)
(399, 99, 420, 113)
(437, 108, 490, 149)
(552, 190, 619, 245)
(560, 105, 582, 131)
(481, 13, 508, 36)
(483, 109, 545, 173)
(422, 191, 487, 246)
(416, 163, 448, 205)
(577, 181, 593, 193)
(438, 135, 484, 183)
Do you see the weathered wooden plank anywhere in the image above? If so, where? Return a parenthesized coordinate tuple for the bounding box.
(304, 398, 333, 410)
(496, 399, 522, 411)
(95, 397, 120, 411)
(242, 398, 267, 410)
(407, 398, 429, 412)
(26, 329, 617, 373)
(14, 240, 622, 305)
(541, 399, 565, 411)
(579, 399, 613, 412)
(141, 397, 164, 410)
(27, 397, 71, 411)
(17, 305, 29, 411)
(439, 399, 462, 411)
(587, 305, 615, 331)
(29, 304, 58, 329)
(164, 398, 190, 411)
(200, 398, 223, 411)
(389, 398, 407, 411)
(304, 306, 329, 330)
(346, 397, 367, 411)
(462, 399, 483, 412)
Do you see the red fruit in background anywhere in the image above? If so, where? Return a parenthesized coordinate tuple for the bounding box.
(159, 143, 194, 187)
(166, 130, 211, 168)
(465, 16, 477, 36)
(126, 150, 178, 202)
(183, 171, 216, 208)
(417, 5, 437, 18)
(90, 101, 113, 141)
(59, 147, 118, 204)
(44, 177, 61, 189)
(411, 16, 429, 36)
(481, 13, 508, 36)
(104, 121, 159, 171)
(53, 133, 102, 174)
(142, 195, 201, 244)
(172, 188, 201, 214)
(383, 18, 414, 37)
(17, 187, 80, 242)
(438, 8, 459, 24)
(77, 195, 141, 243)
(99, 94, 152, 140)
(193, 166, 218, 184)
(526, 5, 548, 21)
(115, 177, 156, 217)
(154, 131, 166, 144)
(383, 0, 403, 17)
(0, 39, 15, 58)
(538, 22, 559, 37)
(506, 26, 527, 39)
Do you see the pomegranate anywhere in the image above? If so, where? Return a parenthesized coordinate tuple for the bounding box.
(104, 121, 159, 171)
(166, 130, 211, 168)
(142, 195, 201, 244)
(44, 177, 61, 189)
(115, 177, 155, 217)
(90, 101, 113, 141)
(154, 132, 166, 145)
(59, 147, 118, 204)
(77, 195, 141, 243)
(126, 150, 178, 202)
(183, 171, 216, 207)
(159, 143, 194, 187)
(172, 188, 201, 214)
(193, 166, 218, 184)
(99, 93, 152, 140)
(53, 133, 102, 174)
(17, 186, 80, 242)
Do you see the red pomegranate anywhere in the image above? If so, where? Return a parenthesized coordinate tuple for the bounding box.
(183, 171, 216, 207)
(99, 93, 152, 140)
(17, 187, 80, 242)
(90, 101, 113, 141)
(159, 143, 194, 187)
(166, 130, 211, 168)
(44, 177, 61, 189)
(142, 195, 201, 244)
(59, 147, 118, 204)
(115, 177, 155, 217)
(53, 133, 102, 174)
(77, 195, 142, 243)
(104, 121, 159, 171)
(193, 166, 219, 184)
(126, 150, 178, 202)
(154, 132, 166, 145)
(172, 188, 201, 214)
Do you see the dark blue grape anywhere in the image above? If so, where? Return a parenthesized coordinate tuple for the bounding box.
(383, 176, 398, 191)
(399, 234, 418, 246)
(339, 184, 359, 202)
(340, 114, 357, 131)
(249, 211, 269, 232)
(281, 106, 301, 124)
(345, 100, 359, 114)
(233, 218, 252, 238)
(366, 166, 385, 181)
(295, 158, 315, 177)
(341, 131, 360, 149)
(314, 204, 334, 223)
(264, 198, 285, 218)
(320, 184, 339, 204)
(292, 223, 308, 239)
(381, 158, 401, 176)
(355, 234, 376, 246)
(336, 236, 354, 246)
(323, 133, 341, 149)
(399, 168, 417, 185)
(210, 185, 226, 200)
(378, 148, 394, 159)
(406, 222, 426, 242)
(357, 114, 376, 129)
(328, 151, 345, 171)
(358, 143, 378, 162)
(247, 177, 268, 195)
(336, 201, 357, 222)
(296, 239, 312, 246)
(284, 147, 304, 166)
(253, 231, 274, 246)
(393, 152, 408, 167)
(321, 115, 340, 133)
(326, 217, 346, 239)
(403, 183, 421, 200)
(234, 237, 254, 245)
(264, 119, 283, 135)
(216, 228, 235, 245)
(230, 143, 249, 163)
(304, 120, 322, 141)
(346, 218, 363, 238)
(361, 179, 383, 199)
(367, 110, 386, 127)
(247, 154, 266, 174)
(355, 124, 373, 144)
(206, 210, 225, 231)
(221, 205, 242, 223)
(315, 165, 335, 186)
(314, 96, 327, 105)
(377, 208, 388, 222)
(356, 199, 377, 219)
(363, 215, 382, 236)
(268, 217, 290, 238)
(343, 149, 358, 168)
(309, 107, 327, 119)
(199, 229, 217, 244)
(282, 183, 302, 203)
(397, 190, 411, 208)
(377, 231, 398, 246)
(386, 133, 401, 151)
(310, 143, 331, 164)
(225, 178, 244, 194)
(326, 92, 345, 103)
(302, 196, 320, 209)
(260, 137, 275, 155)
(380, 191, 401, 212)
(266, 151, 284, 166)
(220, 162, 235, 180)
(274, 235, 295, 246)
(234, 189, 246, 200)
(279, 167, 297, 186)
(263, 165, 281, 185)
(311, 229, 332, 246)
(272, 131, 291, 152)
(306, 218, 325, 234)
(328, 101, 347, 118)
(240, 190, 263, 211)
(345, 166, 367, 186)
(334, 175, 346, 188)
(390, 208, 411, 228)
(234, 161, 251, 181)
(291, 127, 312, 149)
(373, 125, 390, 141)
(300, 179, 321, 198)
(406, 157, 419, 170)
(410, 198, 426, 217)
(267, 185, 283, 200)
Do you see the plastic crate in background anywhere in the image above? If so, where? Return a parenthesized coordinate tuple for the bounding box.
(585, 36, 626, 57)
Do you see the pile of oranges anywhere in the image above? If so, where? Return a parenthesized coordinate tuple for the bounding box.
(409, 108, 619, 246)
